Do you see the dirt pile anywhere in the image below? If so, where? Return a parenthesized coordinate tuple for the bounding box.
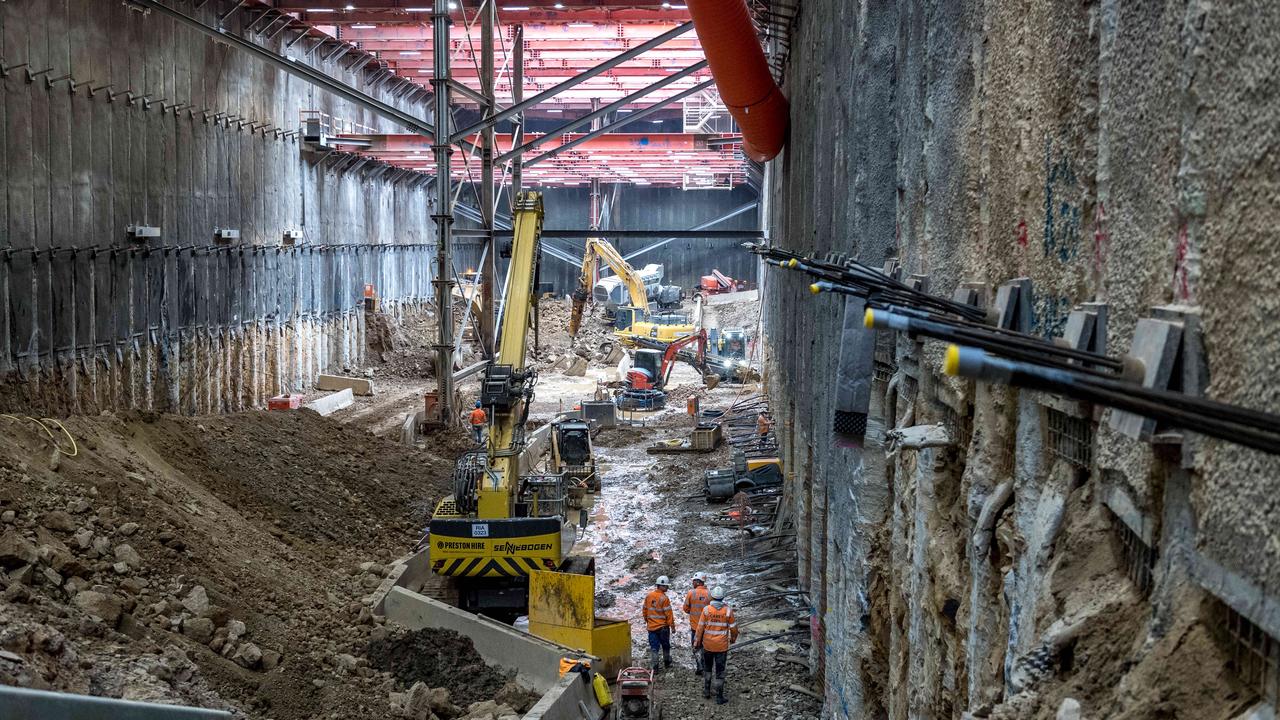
(369, 627, 537, 713)
(365, 305, 440, 381)
(703, 295, 761, 332)
(0, 410, 478, 719)
(536, 297, 620, 365)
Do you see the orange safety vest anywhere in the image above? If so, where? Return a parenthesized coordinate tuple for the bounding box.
(695, 603, 738, 652)
(757, 415, 771, 436)
(683, 586, 711, 631)
(642, 589, 674, 631)
(469, 408, 487, 426)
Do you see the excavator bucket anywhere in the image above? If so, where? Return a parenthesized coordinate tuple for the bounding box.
(703, 374, 721, 389)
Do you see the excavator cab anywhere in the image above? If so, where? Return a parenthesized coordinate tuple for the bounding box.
(553, 423, 592, 468)
(628, 349, 664, 391)
(718, 329, 748, 360)
(613, 306, 645, 332)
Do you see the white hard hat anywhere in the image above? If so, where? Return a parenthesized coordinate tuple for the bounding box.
(691, 571, 705, 583)
(656, 575, 670, 587)
(710, 586, 726, 600)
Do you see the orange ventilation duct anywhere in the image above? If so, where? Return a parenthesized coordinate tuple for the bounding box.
(687, 0, 789, 162)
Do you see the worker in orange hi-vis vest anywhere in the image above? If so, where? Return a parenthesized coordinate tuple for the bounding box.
(682, 572, 711, 674)
(694, 585, 739, 705)
(468, 401, 487, 445)
(642, 575, 675, 671)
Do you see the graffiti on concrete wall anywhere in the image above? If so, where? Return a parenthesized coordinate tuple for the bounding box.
(1032, 294, 1073, 339)
(1042, 137, 1084, 263)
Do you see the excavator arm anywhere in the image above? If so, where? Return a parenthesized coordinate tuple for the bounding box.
(567, 246, 597, 337)
(568, 237, 650, 336)
(659, 330, 708, 387)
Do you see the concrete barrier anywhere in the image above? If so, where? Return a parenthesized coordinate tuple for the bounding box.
(520, 423, 554, 475)
(706, 288, 758, 305)
(371, 548, 432, 615)
(316, 373, 375, 396)
(304, 388, 354, 416)
(400, 410, 423, 445)
(383, 587, 594, 693)
(521, 671, 609, 720)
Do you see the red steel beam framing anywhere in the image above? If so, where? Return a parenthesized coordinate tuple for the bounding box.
(330, 132, 727, 152)
(328, 133, 745, 187)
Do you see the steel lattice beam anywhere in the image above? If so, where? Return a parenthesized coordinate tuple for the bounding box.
(449, 21, 695, 142)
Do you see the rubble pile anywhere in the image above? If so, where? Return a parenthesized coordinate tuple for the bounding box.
(0, 411, 526, 719)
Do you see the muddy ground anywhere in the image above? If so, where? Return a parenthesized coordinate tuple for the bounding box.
(574, 384, 819, 720)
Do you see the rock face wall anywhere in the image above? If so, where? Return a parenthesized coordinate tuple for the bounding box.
(0, 0, 439, 414)
(763, 1, 1279, 718)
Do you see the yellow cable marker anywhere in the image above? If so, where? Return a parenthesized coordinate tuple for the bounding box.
(863, 308, 876, 329)
(809, 283, 821, 295)
(788, 259, 798, 268)
(943, 345, 962, 376)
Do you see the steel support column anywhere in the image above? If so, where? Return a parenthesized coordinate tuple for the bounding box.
(431, 0, 456, 424)
(450, 21, 694, 142)
(523, 80, 715, 167)
(510, 25, 524, 199)
(479, 0, 497, 356)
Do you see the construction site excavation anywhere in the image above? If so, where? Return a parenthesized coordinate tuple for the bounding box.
(2, 1, 1279, 720)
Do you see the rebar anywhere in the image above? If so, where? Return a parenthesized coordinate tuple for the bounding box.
(727, 630, 809, 653)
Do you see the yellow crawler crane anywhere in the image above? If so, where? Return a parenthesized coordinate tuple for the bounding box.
(569, 237, 696, 343)
(429, 191, 564, 618)
(427, 193, 632, 677)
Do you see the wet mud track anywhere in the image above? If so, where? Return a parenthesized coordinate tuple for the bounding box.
(574, 407, 820, 720)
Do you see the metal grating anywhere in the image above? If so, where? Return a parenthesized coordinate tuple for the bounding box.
(1045, 406, 1094, 469)
(873, 362, 894, 383)
(874, 329, 895, 366)
(940, 404, 974, 449)
(997, 438, 1016, 477)
(1111, 510, 1155, 595)
(901, 375, 919, 403)
(1222, 602, 1280, 705)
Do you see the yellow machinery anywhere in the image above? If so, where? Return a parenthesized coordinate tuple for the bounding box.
(430, 191, 567, 618)
(529, 565, 631, 679)
(569, 237, 695, 343)
(427, 192, 632, 672)
(551, 419, 598, 508)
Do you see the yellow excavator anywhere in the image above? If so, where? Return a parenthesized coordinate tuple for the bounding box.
(569, 237, 695, 343)
(426, 195, 632, 678)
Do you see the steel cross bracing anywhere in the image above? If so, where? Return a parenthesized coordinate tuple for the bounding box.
(339, 23, 711, 110)
(450, 20, 696, 140)
(327, 132, 745, 187)
(156, 0, 748, 185)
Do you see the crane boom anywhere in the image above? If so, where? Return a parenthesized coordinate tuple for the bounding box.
(477, 191, 544, 518)
(428, 192, 568, 618)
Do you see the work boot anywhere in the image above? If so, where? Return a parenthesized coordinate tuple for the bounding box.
(714, 679, 727, 705)
(702, 675, 712, 699)
(648, 649, 660, 671)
